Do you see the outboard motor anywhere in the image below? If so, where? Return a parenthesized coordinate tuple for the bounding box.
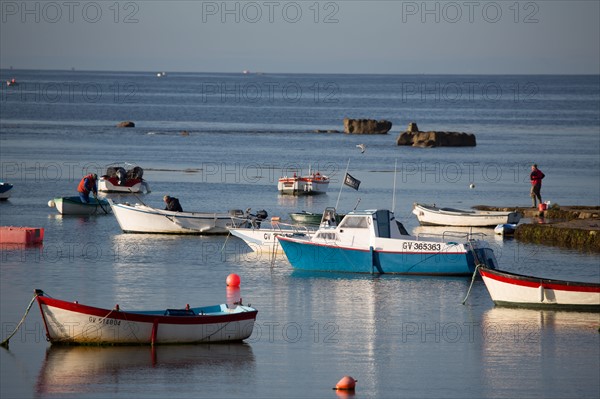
(255, 210, 268, 221)
(127, 166, 144, 180)
(116, 167, 127, 186)
(254, 210, 268, 228)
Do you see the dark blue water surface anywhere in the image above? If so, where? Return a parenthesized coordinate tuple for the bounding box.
(1, 70, 599, 399)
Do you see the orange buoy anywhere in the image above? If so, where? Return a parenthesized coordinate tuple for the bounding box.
(226, 273, 241, 287)
(334, 376, 357, 390)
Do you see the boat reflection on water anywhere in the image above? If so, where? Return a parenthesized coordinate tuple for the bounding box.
(36, 344, 255, 395)
(481, 306, 600, 342)
(480, 307, 600, 396)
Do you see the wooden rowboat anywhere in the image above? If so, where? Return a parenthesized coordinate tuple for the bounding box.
(479, 267, 600, 311)
(35, 290, 258, 345)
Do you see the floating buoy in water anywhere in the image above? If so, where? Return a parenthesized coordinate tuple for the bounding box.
(226, 273, 241, 287)
(333, 376, 357, 390)
(48, 199, 55, 208)
(469, 183, 475, 189)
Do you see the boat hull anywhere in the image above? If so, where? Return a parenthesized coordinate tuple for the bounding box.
(494, 223, 517, 235)
(36, 293, 258, 345)
(98, 177, 150, 193)
(229, 226, 314, 253)
(479, 267, 600, 311)
(0, 226, 44, 245)
(289, 212, 345, 226)
(0, 183, 13, 200)
(278, 236, 494, 275)
(110, 201, 240, 234)
(413, 203, 521, 227)
(277, 176, 329, 195)
(51, 196, 111, 215)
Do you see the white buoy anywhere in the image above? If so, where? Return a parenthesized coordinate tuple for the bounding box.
(48, 200, 55, 208)
(469, 183, 475, 189)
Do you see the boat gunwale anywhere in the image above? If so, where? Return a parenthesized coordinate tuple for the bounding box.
(276, 235, 470, 255)
(112, 203, 240, 221)
(37, 295, 258, 325)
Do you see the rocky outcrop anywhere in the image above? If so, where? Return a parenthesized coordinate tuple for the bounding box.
(116, 121, 135, 128)
(344, 118, 392, 134)
(396, 123, 476, 147)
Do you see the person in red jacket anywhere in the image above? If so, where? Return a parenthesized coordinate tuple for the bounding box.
(78, 173, 98, 203)
(530, 163, 545, 207)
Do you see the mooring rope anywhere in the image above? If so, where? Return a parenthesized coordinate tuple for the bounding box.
(462, 264, 482, 305)
(0, 293, 39, 348)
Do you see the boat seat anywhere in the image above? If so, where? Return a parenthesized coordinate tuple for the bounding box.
(164, 308, 196, 316)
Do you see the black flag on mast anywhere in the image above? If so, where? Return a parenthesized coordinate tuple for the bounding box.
(344, 173, 361, 190)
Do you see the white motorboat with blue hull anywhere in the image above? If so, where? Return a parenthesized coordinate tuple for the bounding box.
(277, 209, 497, 275)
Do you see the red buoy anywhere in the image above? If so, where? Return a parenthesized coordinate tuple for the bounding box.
(334, 376, 357, 390)
(226, 273, 241, 287)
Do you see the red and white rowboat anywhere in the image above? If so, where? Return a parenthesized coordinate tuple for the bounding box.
(35, 290, 258, 345)
(479, 267, 600, 311)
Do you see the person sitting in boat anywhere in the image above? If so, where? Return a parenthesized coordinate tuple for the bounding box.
(163, 195, 183, 212)
(77, 173, 98, 203)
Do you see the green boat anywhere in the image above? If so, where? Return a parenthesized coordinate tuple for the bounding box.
(289, 208, 344, 226)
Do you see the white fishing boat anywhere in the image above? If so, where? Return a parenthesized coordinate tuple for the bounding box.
(108, 200, 246, 234)
(412, 203, 521, 227)
(98, 163, 151, 193)
(479, 267, 600, 311)
(48, 196, 111, 215)
(277, 168, 329, 195)
(229, 219, 316, 253)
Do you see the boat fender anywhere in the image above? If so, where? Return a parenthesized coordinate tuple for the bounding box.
(48, 200, 55, 208)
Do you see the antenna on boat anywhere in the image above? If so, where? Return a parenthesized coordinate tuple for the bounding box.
(392, 159, 398, 213)
(335, 158, 350, 210)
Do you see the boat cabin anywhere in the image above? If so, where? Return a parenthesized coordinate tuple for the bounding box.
(314, 209, 409, 246)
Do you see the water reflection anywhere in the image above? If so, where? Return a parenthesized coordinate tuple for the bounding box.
(480, 307, 600, 396)
(36, 344, 255, 396)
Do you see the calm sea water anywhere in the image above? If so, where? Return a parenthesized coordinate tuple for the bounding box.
(1, 70, 599, 399)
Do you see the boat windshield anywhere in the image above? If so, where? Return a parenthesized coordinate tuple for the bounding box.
(339, 216, 369, 229)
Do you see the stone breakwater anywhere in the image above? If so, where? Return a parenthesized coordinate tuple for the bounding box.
(474, 205, 600, 252)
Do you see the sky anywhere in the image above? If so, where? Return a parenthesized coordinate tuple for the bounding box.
(1, 0, 599, 74)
